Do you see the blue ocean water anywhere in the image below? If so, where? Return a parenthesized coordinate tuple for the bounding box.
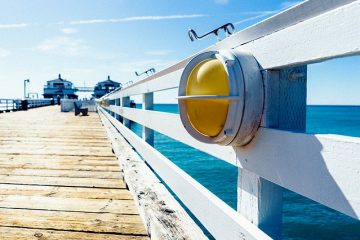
(131, 104, 360, 240)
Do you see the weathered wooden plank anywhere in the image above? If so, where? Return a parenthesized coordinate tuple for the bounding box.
(0, 141, 111, 148)
(0, 137, 110, 144)
(0, 175, 125, 188)
(0, 124, 106, 129)
(0, 168, 121, 179)
(0, 195, 138, 214)
(0, 147, 114, 157)
(0, 133, 108, 140)
(0, 226, 148, 240)
(0, 158, 119, 167)
(0, 159, 119, 167)
(0, 106, 148, 237)
(0, 208, 147, 235)
(0, 163, 121, 172)
(0, 132, 107, 137)
(0, 184, 133, 200)
(0, 160, 120, 168)
(0, 154, 117, 162)
(0, 132, 109, 139)
(0, 124, 106, 130)
(0, 143, 113, 151)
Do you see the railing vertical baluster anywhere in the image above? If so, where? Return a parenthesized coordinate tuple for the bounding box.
(115, 98, 122, 121)
(122, 97, 131, 128)
(236, 66, 307, 239)
(6, 99, 8, 111)
(142, 93, 154, 145)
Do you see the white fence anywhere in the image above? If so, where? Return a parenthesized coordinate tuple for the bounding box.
(27, 99, 53, 108)
(100, 1, 360, 239)
(0, 99, 54, 111)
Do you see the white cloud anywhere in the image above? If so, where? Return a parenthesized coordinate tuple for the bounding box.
(145, 50, 175, 56)
(0, 23, 29, 29)
(0, 48, 10, 58)
(215, 0, 229, 4)
(36, 36, 89, 56)
(234, 11, 279, 25)
(281, 1, 303, 9)
(234, 1, 303, 26)
(69, 14, 207, 25)
(61, 28, 77, 34)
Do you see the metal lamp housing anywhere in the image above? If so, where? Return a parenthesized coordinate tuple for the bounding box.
(178, 50, 264, 146)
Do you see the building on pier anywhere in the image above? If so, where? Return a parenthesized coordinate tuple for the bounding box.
(93, 76, 121, 99)
(43, 74, 78, 99)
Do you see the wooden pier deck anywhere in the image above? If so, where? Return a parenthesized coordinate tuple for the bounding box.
(0, 106, 148, 239)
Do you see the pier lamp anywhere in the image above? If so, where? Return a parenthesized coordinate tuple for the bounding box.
(24, 79, 30, 99)
(178, 50, 263, 146)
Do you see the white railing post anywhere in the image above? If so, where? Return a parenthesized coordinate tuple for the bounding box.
(122, 96, 131, 128)
(116, 98, 122, 121)
(142, 93, 154, 145)
(236, 66, 307, 239)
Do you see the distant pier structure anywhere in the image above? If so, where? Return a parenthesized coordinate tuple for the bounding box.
(93, 76, 121, 99)
(43, 74, 78, 99)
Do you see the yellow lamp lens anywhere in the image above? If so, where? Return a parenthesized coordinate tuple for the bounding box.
(185, 59, 230, 137)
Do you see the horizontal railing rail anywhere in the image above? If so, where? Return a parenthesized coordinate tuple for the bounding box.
(0, 98, 56, 112)
(27, 99, 53, 108)
(99, 1, 360, 239)
(0, 99, 18, 112)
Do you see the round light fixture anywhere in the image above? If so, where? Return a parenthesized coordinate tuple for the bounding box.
(178, 50, 263, 146)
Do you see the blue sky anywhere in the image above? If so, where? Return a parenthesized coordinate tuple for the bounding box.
(0, 0, 359, 104)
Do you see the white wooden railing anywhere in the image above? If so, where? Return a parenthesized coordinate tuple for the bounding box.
(99, 1, 360, 239)
(27, 99, 53, 108)
(0, 98, 54, 112)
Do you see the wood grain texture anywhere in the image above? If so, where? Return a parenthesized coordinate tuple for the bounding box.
(0, 162, 121, 172)
(0, 184, 133, 200)
(0, 175, 125, 188)
(0, 226, 148, 240)
(0, 195, 138, 214)
(0, 208, 147, 235)
(0, 168, 121, 178)
(0, 106, 148, 239)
